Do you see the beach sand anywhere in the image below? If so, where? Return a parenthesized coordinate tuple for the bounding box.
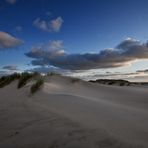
(0, 75, 147, 148)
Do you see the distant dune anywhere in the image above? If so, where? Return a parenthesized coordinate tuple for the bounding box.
(0, 75, 148, 148)
(89, 79, 130, 86)
(89, 79, 148, 87)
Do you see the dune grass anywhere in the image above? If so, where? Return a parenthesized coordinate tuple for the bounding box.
(17, 72, 36, 89)
(0, 72, 44, 95)
(0, 73, 20, 88)
(30, 78, 44, 94)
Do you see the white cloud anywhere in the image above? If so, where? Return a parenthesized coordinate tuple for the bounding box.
(47, 40, 64, 51)
(65, 69, 148, 82)
(26, 66, 68, 75)
(33, 16, 63, 32)
(0, 71, 9, 77)
(50, 17, 63, 32)
(0, 31, 23, 50)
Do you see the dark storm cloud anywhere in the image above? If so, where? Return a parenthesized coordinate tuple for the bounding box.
(25, 38, 148, 70)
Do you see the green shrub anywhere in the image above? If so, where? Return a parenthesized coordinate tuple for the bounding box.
(17, 72, 34, 89)
(30, 79, 44, 94)
(0, 73, 20, 88)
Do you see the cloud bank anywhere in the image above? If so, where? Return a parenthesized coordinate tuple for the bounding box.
(0, 65, 18, 77)
(3, 65, 18, 71)
(25, 38, 148, 70)
(33, 17, 63, 32)
(26, 66, 68, 75)
(0, 31, 23, 50)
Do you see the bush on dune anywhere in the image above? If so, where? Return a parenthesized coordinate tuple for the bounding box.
(0, 72, 44, 95)
(0, 73, 20, 88)
(17, 72, 35, 89)
(30, 78, 44, 94)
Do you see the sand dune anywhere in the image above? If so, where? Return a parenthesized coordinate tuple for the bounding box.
(0, 75, 148, 148)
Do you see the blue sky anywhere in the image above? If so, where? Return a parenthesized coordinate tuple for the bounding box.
(0, 0, 148, 81)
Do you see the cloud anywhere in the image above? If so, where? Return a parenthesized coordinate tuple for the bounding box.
(127, 75, 148, 82)
(65, 68, 148, 82)
(26, 40, 65, 58)
(3, 65, 18, 71)
(0, 65, 18, 77)
(26, 66, 56, 73)
(6, 0, 17, 4)
(0, 31, 23, 50)
(26, 66, 68, 74)
(0, 71, 9, 77)
(33, 16, 63, 32)
(25, 38, 148, 70)
(50, 17, 63, 32)
(68, 72, 123, 80)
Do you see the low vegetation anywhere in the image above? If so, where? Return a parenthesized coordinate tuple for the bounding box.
(0, 72, 44, 94)
(17, 72, 37, 89)
(17, 72, 40, 89)
(0, 73, 20, 88)
(30, 78, 44, 94)
(89, 79, 130, 86)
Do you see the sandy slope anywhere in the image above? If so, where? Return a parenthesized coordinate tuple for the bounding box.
(0, 75, 148, 148)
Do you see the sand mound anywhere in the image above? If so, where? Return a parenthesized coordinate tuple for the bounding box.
(0, 75, 148, 148)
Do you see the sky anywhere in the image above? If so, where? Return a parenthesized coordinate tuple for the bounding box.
(0, 0, 148, 81)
